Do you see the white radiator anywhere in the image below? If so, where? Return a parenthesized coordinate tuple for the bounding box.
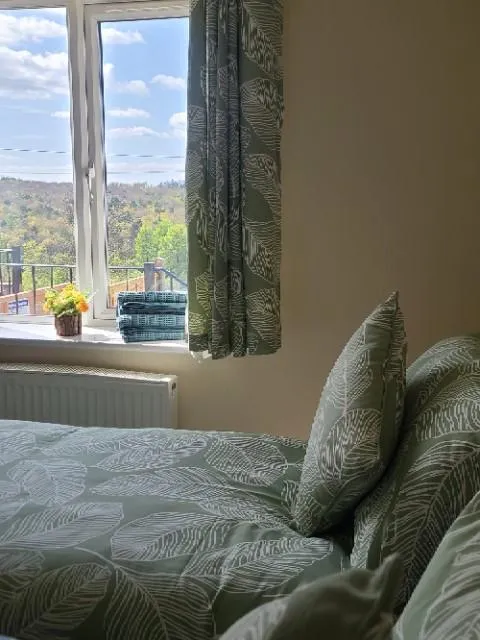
(0, 363, 178, 429)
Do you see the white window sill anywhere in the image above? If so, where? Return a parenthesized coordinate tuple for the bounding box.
(0, 323, 189, 354)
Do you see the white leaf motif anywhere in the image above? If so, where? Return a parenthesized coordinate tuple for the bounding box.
(0, 550, 44, 596)
(205, 437, 287, 485)
(0, 481, 19, 499)
(95, 433, 209, 473)
(45, 428, 130, 457)
(0, 498, 26, 525)
(8, 459, 86, 506)
(8, 563, 110, 639)
(245, 289, 281, 351)
(244, 154, 281, 217)
(281, 480, 299, 511)
(0, 502, 124, 549)
(0, 431, 36, 465)
(104, 567, 213, 640)
(184, 537, 335, 593)
(243, 218, 281, 284)
(241, 0, 283, 78)
(381, 440, 480, 606)
(241, 78, 282, 150)
(111, 513, 235, 562)
(92, 467, 290, 529)
(415, 391, 480, 441)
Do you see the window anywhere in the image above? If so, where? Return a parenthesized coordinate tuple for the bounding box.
(0, 6, 75, 317)
(0, 0, 188, 324)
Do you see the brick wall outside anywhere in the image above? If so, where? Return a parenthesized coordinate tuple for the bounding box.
(0, 275, 145, 316)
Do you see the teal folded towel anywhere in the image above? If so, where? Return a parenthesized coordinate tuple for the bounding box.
(118, 314, 185, 331)
(117, 291, 187, 306)
(118, 302, 186, 315)
(121, 328, 185, 343)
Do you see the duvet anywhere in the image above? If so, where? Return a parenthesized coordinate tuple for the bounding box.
(0, 421, 349, 640)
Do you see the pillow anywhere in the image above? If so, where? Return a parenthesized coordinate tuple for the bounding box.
(393, 489, 480, 639)
(293, 291, 406, 535)
(219, 554, 403, 640)
(351, 335, 480, 611)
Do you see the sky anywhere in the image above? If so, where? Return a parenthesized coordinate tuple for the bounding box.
(0, 8, 188, 184)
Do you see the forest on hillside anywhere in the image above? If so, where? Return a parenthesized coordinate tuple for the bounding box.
(0, 177, 187, 291)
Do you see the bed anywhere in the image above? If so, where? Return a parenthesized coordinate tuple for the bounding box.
(0, 420, 349, 640)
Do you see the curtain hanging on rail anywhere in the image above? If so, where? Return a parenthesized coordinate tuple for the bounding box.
(186, 0, 284, 359)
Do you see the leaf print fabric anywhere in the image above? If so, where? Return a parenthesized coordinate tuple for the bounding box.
(0, 421, 348, 640)
(219, 554, 403, 640)
(352, 335, 480, 612)
(186, 0, 284, 358)
(393, 490, 480, 639)
(293, 292, 406, 536)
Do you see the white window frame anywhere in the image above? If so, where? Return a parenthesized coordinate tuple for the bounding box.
(0, 0, 188, 327)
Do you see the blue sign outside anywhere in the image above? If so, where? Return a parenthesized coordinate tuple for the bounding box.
(8, 299, 30, 315)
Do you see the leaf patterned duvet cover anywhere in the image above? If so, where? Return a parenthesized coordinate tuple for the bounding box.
(0, 421, 348, 640)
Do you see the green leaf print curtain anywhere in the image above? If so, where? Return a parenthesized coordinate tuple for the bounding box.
(186, 0, 284, 359)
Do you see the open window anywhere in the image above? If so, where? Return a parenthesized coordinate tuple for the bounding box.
(0, 0, 188, 325)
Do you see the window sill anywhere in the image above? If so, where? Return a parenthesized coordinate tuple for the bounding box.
(0, 323, 189, 354)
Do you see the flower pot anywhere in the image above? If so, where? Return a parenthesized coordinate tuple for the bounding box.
(55, 314, 82, 337)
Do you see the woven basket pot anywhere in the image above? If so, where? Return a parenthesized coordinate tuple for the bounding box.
(54, 314, 82, 337)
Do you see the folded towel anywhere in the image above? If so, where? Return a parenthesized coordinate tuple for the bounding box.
(117, 290, 187, 306)
(118, 302, 187, 316)
(120, 328, 185, 343)
(117, 314, 185, 331)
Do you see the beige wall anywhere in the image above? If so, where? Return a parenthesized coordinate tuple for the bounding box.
(2, 0, 480, 438)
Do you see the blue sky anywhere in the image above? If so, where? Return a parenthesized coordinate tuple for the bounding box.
(0, 8, 188, 183)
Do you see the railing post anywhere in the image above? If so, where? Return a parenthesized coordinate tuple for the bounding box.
(11, 246, 23, 294)
(154, 257, 165, 291)
(144, 262, 155, 292)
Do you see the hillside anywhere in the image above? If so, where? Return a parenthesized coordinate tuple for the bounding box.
(0, 177, 187, 288)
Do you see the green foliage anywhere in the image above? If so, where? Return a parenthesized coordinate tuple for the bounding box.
(0, 178, 187, 293)
(134, 215, 187, 283)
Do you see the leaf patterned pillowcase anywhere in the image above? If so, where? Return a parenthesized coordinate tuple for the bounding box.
(219, 554, 403, 640)
(293, 292, 406, 536)
(393, 489, 480, 640)
(351, 335, 480, 612)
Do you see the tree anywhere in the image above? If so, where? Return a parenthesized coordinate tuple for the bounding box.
(135, 215, 187, 282)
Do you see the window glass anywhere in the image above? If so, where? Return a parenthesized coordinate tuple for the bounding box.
(100, 17, 188, 309)
(0, 7, 75, 317)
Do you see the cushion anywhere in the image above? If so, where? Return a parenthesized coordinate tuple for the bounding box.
(393, 489, 480, 639)
(219, 554, 403, 640)
(351, 335, 480, 611)
(293, 291, 406, 535)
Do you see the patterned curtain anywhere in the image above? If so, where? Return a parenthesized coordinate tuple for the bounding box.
(186, 0, 284, 359)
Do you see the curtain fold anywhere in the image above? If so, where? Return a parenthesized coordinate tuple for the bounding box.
(186, 0, 284, 359)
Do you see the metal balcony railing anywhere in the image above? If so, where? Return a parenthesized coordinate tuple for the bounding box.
(0, 252, 187, 315)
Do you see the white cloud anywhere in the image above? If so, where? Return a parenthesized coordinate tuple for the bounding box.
(108, 108, 150, 119)
(138, 111, 187, 140)
(102, 28, 144, 45)
(0, 46, 68, 100)
(151, 74, 186, 91)
(0, 14, 66, 46)
(103, 63, 149, 96)
(116, 80, 149, 95)
(107, 126, 169, 140)
(168, 111, 187, 139)
(52, 110, 70, 119)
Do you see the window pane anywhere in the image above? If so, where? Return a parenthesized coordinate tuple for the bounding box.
(0, 7, 75, 317)
(100, 17, 188, 310)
